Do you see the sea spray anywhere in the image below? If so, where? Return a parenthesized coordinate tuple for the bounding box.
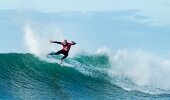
(23, 23, 81, 59)
(109, 50, 170, 93)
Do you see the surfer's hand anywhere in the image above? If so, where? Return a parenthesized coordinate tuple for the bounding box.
(50, 40, 53, 43)
(72, 41, 75, 43)
(71, 41, 76, 45)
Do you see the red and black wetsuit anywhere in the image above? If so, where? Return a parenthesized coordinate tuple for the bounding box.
(49, 41, 76, 60)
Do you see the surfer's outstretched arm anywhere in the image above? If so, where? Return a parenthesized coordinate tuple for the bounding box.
(50, 40, 61, 44)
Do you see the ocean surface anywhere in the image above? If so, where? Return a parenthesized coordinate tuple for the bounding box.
(0, 53, 170, 100)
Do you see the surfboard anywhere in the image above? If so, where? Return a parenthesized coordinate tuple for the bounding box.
(46, 54, 75, 67)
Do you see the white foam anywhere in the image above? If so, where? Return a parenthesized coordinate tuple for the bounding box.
(108, 49, 170, 92)
(23, 23, 64, 58)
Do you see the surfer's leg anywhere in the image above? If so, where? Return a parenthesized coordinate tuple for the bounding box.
(56, 50, 63, 55)
(60, 54, 68, 64)
(61, 53, 68, 60)
(49, 50, 62, 55)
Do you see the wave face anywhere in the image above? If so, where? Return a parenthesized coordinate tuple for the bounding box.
(0, 53, 170, 100)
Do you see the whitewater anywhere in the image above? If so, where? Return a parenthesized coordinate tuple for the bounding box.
(1, 24, 170, 100)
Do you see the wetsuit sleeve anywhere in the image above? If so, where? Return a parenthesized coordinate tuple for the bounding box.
(52, 41, 62, 44)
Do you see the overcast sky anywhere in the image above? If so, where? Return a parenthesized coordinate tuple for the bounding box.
(1, 0, 170, 25)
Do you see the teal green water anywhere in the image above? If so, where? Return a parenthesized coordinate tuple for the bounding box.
(0, 53, 170, 100)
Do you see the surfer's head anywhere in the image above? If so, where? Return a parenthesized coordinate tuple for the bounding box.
(64, 39, 68, 44)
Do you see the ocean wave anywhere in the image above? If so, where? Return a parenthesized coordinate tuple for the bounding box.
(0, 53, 170, 99)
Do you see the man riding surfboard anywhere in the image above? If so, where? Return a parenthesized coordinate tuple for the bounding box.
(48, 40, 76, 64)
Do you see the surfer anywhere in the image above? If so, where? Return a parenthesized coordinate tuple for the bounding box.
(48, 40, 76, 63)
